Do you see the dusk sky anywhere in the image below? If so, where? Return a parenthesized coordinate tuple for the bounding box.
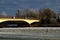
(0, 0, 60, 16)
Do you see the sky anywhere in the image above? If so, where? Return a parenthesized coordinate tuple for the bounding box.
(0, 0, 60, 16)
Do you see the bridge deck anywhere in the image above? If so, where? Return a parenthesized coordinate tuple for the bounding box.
(0, 19, 39, 24)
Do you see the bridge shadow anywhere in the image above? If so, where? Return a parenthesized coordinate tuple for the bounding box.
(31, 22, 40, 27)
(0, 21, 30, 28)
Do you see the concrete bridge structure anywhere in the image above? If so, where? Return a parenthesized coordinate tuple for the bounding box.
(0, 18, 39, 27)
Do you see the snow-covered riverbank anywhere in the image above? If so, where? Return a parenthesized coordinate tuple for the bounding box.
(0, 27, 60, 40)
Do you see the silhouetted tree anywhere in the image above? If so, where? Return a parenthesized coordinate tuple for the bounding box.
(39, 8, 57, 26)
(24, 9, 38, 19)
(16, 9, 22, 18)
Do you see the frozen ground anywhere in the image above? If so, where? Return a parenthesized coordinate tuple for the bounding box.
(0, 27, 60, 40)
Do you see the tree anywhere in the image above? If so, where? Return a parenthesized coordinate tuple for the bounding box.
(24, 9, 29, 18)
(39, 8, 57, 25)
(24, 9, 38, 19)
(15, 9, 22, 18)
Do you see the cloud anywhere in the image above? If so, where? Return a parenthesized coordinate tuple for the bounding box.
(1, 11, 7, 16)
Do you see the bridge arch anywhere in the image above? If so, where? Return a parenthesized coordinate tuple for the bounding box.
(0, 21, 30, 28)
(0, 19, 39, 24)
(0, 19, 39, 27)
(31, 22, 40, 27)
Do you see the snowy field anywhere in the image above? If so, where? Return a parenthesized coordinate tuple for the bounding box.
(0, 27, 60, 40)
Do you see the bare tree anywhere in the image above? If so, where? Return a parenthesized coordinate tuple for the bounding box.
(24, 9, 38, 19)
(15, 9, 22, 18)
(39, 8, 57, 25)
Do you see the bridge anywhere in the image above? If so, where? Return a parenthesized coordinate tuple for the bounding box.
(0, 18, 39, 27)
(0, 19, 39, 24)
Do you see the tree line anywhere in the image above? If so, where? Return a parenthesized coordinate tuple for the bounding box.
(16, 8, 60, 27)
(1, 8, 60, 27)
